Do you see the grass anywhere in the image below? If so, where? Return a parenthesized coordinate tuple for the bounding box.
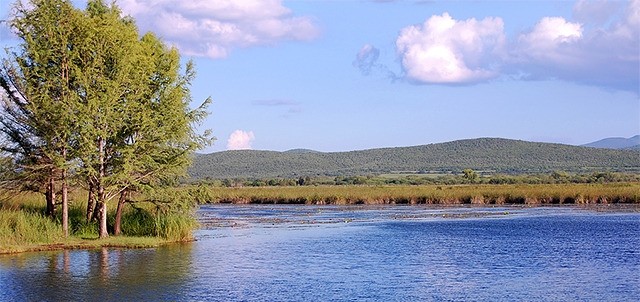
(0, 210, 63, 248)
(3, 182, 638, 254)
(0, 235, 169, 254)
(194, 182, 640, 205)
(0, 189, 198, 254)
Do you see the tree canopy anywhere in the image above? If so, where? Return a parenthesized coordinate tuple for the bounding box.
(0, 0, 211, 238)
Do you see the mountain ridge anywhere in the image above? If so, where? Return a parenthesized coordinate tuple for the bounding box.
(582, 135, 640, 149)
(189, 137, 640, 179)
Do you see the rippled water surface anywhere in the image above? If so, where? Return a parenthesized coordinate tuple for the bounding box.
(2, 205, 639, 301)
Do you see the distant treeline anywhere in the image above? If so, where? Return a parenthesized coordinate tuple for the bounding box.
(193, 171, 640, 188)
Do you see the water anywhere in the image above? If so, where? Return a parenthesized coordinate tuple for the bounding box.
(1, 205, 639, 301)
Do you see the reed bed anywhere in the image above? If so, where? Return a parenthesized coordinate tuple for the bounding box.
(196, 183, 640, 205)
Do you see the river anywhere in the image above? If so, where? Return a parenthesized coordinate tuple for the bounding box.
(1, 205, 639, 301)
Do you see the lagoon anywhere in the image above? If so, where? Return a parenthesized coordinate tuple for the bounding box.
(1, 205, 639, 301)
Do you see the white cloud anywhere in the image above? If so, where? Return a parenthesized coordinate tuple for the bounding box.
(227, 130, 255, 150)
(395, 13, 505, 84)
(514, 17, 583, 64)
(510, 0, 639, 90)
(387, 1, 639, 92)
(520, 17, 583, 46)
(118, 0, 319, 59)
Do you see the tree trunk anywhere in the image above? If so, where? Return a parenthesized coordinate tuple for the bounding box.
(91, 200, 100, 222)
(61, 168, 68, 237)
(46, 176, 56, 218)
(98, 200, 108, 239)
(97, 137, 108, 239)
(86, 181, 95, 222)
(61, 147, 68, 237)
(113, 190, 127, 236)
(45, 181, 53, 217)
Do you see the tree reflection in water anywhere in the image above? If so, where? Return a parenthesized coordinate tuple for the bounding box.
(0, 243, 194, 301)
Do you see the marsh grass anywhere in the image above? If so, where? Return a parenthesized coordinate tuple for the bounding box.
(119, 206, 198, 241)
(197, 183, 640, 205)
(0, 189, 198, 253)
(0, 210, 62, 248)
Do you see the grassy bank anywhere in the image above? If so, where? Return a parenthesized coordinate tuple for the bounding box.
(193, 183, 640, 205)
(0, 190, 198, 254)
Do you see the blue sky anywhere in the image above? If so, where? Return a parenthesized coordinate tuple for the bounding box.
(1, 0, 639, 153)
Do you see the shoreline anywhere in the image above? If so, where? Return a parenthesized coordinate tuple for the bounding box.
(0, 237, 195, 255)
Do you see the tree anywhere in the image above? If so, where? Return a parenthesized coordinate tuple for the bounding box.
(111, 32, 211, 236)
(1, 0, 211, 239)
(462, 169, 478, 183)
(1, 0, 83, 237)
(73, 0, 210, 238)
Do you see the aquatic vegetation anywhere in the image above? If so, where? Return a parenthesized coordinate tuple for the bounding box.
(194, 183, 640, 205)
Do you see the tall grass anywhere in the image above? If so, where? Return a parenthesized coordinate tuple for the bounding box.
(193, 183, 640, 205)
(0, 210, 62, 247)
(120, 206, 198, 241)
(0, 188, 198, 250)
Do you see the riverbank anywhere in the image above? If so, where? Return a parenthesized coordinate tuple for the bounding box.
(0, 236, 185, 255)
(0, 190, 198, 254)
(195, 183, 640, 205)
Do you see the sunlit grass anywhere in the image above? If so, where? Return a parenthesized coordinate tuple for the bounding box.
(0, 189, 198, 254)
(195, 183, 640, 205)
(0, 210, 63, 248)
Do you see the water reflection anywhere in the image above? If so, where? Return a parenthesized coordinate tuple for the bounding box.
(1, 205, 639, 301)
(0, 243, 194, 301)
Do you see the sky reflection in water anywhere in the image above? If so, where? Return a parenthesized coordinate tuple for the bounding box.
(1, 205, 639, 301)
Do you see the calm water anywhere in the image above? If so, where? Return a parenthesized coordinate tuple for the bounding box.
(1, 205, 639, 301)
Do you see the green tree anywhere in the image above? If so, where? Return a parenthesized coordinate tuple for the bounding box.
(72, 0, 210, 238)
(462, 169, 478, 183)
(1, 0, 211, 239)
(1, 0, 83, 236)
(111, 32, 211, 236)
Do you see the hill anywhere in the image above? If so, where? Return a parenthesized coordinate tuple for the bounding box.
(283, 149, 320, 154)
(582, 135, 640, 149)
(189, 138, 640, 179)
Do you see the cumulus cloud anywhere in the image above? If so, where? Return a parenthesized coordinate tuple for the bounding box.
(386, 1, 639, 92)
(514, 17, 583, 64)
(118, 0, 319, 59)
(511, 0, 639, 90)
(395, 13, 505, 84)
(227, 130, 255, 150)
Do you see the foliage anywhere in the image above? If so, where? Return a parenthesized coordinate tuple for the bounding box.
(196, 171, 640, 188)
(189, 138, 640, 180)
(0, 188, 198, 252)
(0, 0, 210, 238)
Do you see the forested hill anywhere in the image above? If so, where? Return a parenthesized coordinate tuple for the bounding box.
(188, 138, 640, 179)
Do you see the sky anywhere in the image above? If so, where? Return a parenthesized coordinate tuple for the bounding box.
(1, 0, 639, 153)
